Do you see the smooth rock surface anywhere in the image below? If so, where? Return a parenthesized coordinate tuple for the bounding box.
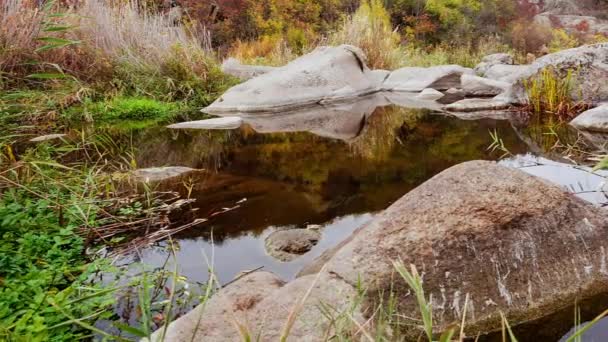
(204, 45, 378, 114)
(461, 74, 510, 96)
(484, 64, 531, 83)
(301, 161, 608, 337)
(167, 117, 243, 130)
(221, 58, 277, 80)
(416, 88, 445, 101)
(265, 229, 321, 262)
(368, 69, 390, 89)
(382, 65, 474, 92)
(474, 53, 515, 76)
(443, 98, 510, 112)
(571, 105, 608, 133)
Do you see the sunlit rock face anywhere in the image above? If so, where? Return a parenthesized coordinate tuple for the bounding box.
(381, 65, 474, 92)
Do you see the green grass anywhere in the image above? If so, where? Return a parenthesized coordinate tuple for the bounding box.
(87, 97, 179, 122)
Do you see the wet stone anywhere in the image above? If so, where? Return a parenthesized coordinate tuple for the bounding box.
(265, 229, 321, 262)
(133, 166, 197, 183)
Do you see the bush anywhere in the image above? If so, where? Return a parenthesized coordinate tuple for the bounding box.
(509, 19, 553, 53)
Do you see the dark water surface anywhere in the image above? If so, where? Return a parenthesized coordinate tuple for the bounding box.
(111, 104, 608, 341)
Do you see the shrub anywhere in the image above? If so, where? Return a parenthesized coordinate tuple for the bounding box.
(329, 0, 403, 70)
(509, 19, 553, 53)
(549, 28, 581, 52)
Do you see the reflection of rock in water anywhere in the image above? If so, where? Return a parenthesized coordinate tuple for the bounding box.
(232, 94, 387, 141)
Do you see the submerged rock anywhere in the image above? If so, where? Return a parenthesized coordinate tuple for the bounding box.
(133, 166, 197, 183)
(461, 74, 510, 96)
(265, 229, 321, 262)
(221, 58, 277, 81)
(301, 161, 608, 337)
(570, 104, 608, 133)
(474, 53, 515, 76)
(204, 45, 379, 114)
(382, 65, 474, 92)
(167, 117, 243, 130)
(443, 98, 510, 112)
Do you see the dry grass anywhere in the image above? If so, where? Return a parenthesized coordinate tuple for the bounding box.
(329, 0, 402, 70)
(230, 35, 298, 66)
(1, 0, 225, 103)
(524, 67, 589, 121)
(0, 0, 44, 79)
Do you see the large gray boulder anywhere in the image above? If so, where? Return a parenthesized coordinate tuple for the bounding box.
(221, 58, 277, 81)
(505, 43, 608, 104)
(484, 64, 531, 83)
(570, 104, 608, 132)
(382, 65, 474, 92)
(301, 161, 608, 337)
(474, 53, 515, 76)
(204, 45, 379, 114)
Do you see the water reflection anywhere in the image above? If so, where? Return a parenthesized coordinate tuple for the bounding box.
(501, 154, 608, 206)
